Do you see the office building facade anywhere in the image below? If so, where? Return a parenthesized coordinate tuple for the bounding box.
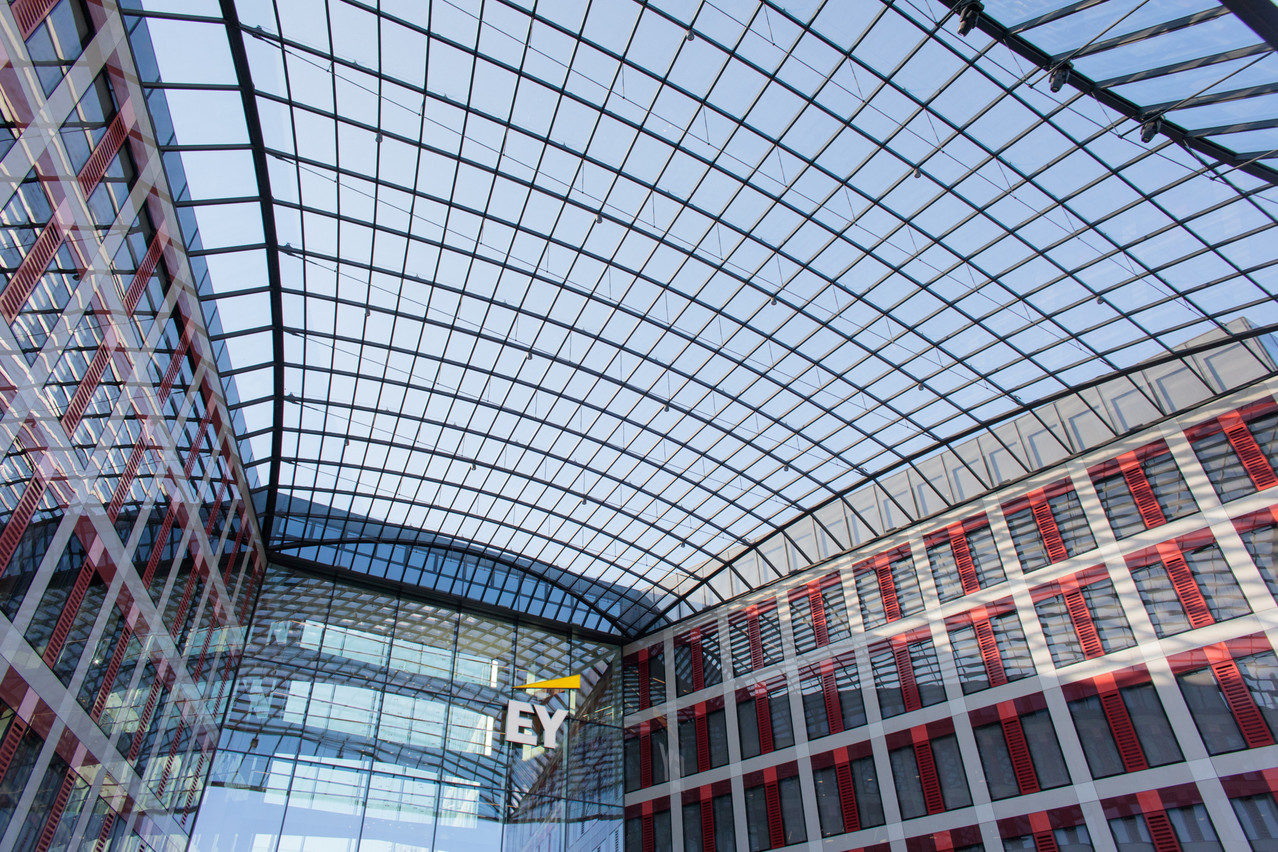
(0, 1, 1277, 851)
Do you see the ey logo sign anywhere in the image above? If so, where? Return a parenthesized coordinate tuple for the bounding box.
(504, 674, 580, 750)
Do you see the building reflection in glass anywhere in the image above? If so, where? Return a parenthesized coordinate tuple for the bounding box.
(190, 564, 623, 851)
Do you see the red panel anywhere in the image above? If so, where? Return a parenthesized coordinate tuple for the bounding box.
(973, 617, 1008, 687)
(876, 560, 901, 621)
(948, 524, 981, 594)
(1030, 493, 1069, 563)
(91, 623, 134, 721)
(914, 741, 946, 815)
(1143, 810, 1184, 852)
(1157, 544, 1213, 630)
(123, 233, 166, 314)
(1118, 453, 1166, 528)
(1000, 716, 1040, 795)
(765, 781, 784, 849)
(61, 340, 115, 433)
(77, 112, 129, 197)
(10, 0, 61, 39)
(809, 585, 829, 647)
(0, 473, 47, 575)
(42, 556, 95, 668)
(755, 685, 774, 754)
(894, 642, 922, 712)
(820, 660, 844, 735)
(1221, 411, 1278, 490)
(701, 799, 715, 852)
(0, 715, 29, 780)
(747, 612, 764, 671)
(1098, 688, 1148, 772)
(835, 759, 860, 833)
(0, 219, 63, 322)
(1062, 589, 1104, 659)
(1212, 659, 1276, 748)
(33, 766, 76, 852)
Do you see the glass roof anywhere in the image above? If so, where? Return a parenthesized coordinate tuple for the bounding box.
(121, 0, 1278, 637)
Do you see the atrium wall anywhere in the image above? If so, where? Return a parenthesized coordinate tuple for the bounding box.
(0, 1, 266, 850)
(624, 376, 1278, 851)
(192, 563, 623, 852)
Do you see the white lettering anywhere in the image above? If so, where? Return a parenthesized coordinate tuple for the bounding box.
(533, 703, 570, 749)
(504, 699, 538, 746)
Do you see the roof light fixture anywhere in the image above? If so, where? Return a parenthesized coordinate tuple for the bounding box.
(1140, 116, 1162, 144)
(1048, 62, 1071, 93)
(958, 0, 983, 36)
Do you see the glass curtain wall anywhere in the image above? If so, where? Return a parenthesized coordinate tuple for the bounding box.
(191, 564, 623, 852)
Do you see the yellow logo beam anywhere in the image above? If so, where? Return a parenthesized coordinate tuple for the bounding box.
(517, 674, 581, 691)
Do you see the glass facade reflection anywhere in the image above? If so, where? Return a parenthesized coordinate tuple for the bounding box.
(192, 565, 622, 852)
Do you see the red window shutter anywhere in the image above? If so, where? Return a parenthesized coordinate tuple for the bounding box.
(128, 677, 165, 762)
(835, 758, 860, 832)
(1221, 411, 1278, 490)
(1158, 546, 1214, 629)
(168, 567, 201, 639)
(1143, 809, 1184, 852)
(820, 661, 844, 735)
(0, 219, 64, 323)
(124, 234, 166, 314)
(77, 112, 129, 197)
(914, 741, 946, 815)
(204, 478, 230, 538)
(695, 708, 710, 773)
(765, 781, 784, 849)
(973, 617, 1008, 687)
(639, 729, 652, 788)
(184, 411, 214, 477)
(700, 799, 715, 852)
(894, 642, 921, 712)
(808, 585, 829, 647)
(1062, 588, 1104, 659)
(948, 525, 981, 593)
(876, 560, 901, 621)
(0, 715, 29, 779)
(108, 438, 150, 520)
(0, 473, 48, 575)
(10, 0, 62, 38)
(747, 612, 764, 671)
(1211, 659, 1276, 748)
(1000, 716, 1040, 795)
(143, 502, 179, 587)
(1030, 493, 1069, 563)
(62, 341, 117, 434)
(42, 557, 96, 668)
(755, 685, 774, 753)
(91, 623, 134, 721)
(690, 630, 705, 692)
(638, 656, 650, 710)
(1032, 829, 1060, 852)
(159, 337, 190, 401)
(1118, 453, 1166, 527)
(33, 766, 75, 852)
(641, 813, 655, 852)
(1097, 688, 1148, 772)
(97, 811, 117, 850)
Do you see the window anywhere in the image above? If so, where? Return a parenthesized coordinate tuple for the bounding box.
(678, 699, 728, 776)
(813, 746, 884, 837)
(789, 573, 850, 654)
(1174, 646, 1278, 754)
(626, 805, 672, 852)
(675, 624, 722, 697)
(624, 721, 668, 792)
(59, 73, 118, 173)
(970, 700, 1070, 800)
(1231, 792, 1278, 851)
(799, 653, 865, 739)
(1065, 674, 1182, 778)
(871, 633, 946, 717)
(623, 643, 666, 714)
(744, 767, 805, 851)
(23, 0, 92, 95)
(729, 602, 783, 676)
(947, 602, 1035, 694)
(888, 727, 971, 819)
(1129, 536, 1250, 637)
(1188, 402, 1278, 504)
(1090, 442, 1196, 539)
(1236, 510, 1278, 601)
(682, 786, 733, 852)
(1033, 569, 1134, 667)
(1001, 824, 1093, 852)
(927, 518, 1005, 601)
(854, 546, 923, 628)
(737, 678, 794, 759)
(1106, 802, 1222, 852)
(1004, 481, 1095, 572)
